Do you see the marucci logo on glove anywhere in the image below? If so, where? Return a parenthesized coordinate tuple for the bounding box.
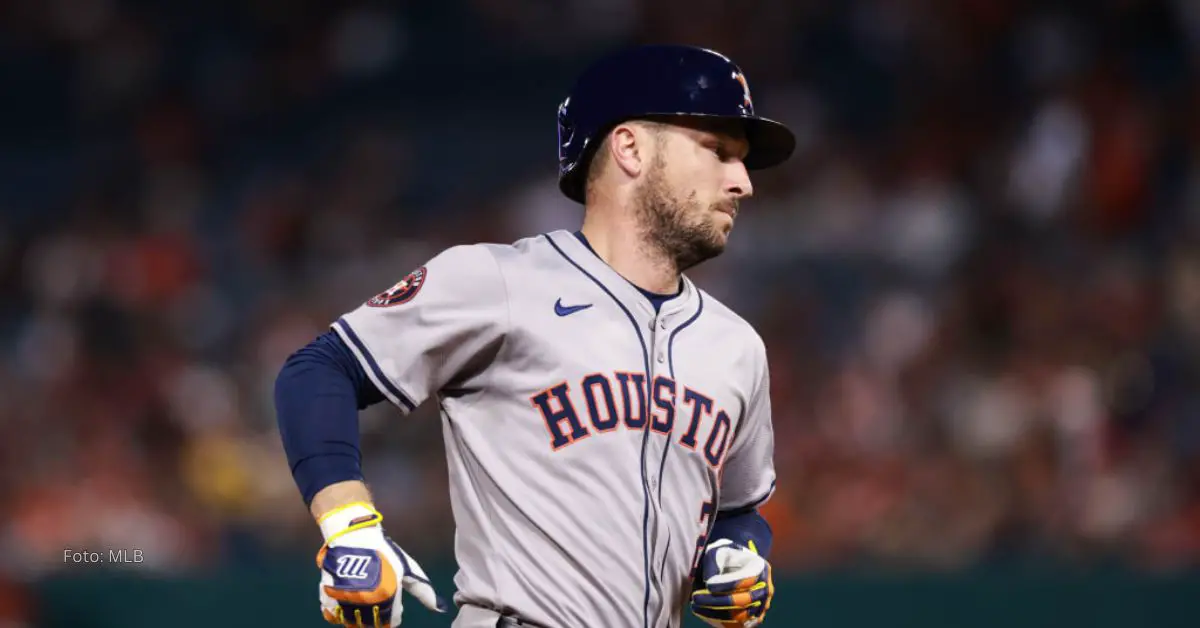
(315, 503, 450, 626)
(334, 554, 374, 579)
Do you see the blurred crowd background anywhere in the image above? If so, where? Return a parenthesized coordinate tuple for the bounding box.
(3, 0, 1200, 623)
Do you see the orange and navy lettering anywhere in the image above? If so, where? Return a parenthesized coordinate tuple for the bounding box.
(650, 376, 676, 435)
(581, 372, 620, 432)
(530, 381, 588, 451)
(679, 388, 713, 450)
(614, 371, 647, 429)
(532, 372, 735, 468)
(704, 410, 733, 467)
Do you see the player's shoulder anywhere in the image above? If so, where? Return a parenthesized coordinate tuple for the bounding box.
(418, 242, 503, 281)
(426, 233, 565, 278)
(693, 285, 768, 357)
(425, 232, 539, 264)
(459, 232, 569, 269)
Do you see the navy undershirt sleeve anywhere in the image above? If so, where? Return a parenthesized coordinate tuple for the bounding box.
(710, 507, 774, 558)
(274, 330, 385, 506)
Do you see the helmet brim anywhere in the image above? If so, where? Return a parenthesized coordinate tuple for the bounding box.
(741, 115, 796, 171)
(559, 113, 796, 204)
(638, 112, 796, 170)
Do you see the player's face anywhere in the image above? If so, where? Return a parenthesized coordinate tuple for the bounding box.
(632, 118, 753, 272)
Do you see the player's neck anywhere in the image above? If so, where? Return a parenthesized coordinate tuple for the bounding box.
(578, 217, 681, 295)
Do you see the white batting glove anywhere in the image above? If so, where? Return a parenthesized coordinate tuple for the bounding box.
(315, 502, 449, 627)
(690, 538, 774, 628)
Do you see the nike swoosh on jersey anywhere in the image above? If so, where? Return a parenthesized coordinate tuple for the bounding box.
(554, 299, 593, 316)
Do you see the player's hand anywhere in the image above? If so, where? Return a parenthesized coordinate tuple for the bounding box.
(690, 538, 773, 628)
(315, 502, 449, 627)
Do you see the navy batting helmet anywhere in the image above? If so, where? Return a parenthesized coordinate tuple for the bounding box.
(556, 44, 796, 204)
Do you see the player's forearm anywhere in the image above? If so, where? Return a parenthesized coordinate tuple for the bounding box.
(310, 479, 374, 519)
(275, 331, 383, 509)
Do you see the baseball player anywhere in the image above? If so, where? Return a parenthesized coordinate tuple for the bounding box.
(275, 44, 794, 628)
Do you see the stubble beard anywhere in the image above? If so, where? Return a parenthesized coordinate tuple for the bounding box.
(634, 156, 732, 274)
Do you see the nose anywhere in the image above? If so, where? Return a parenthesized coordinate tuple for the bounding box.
(726, 161, 753, 199)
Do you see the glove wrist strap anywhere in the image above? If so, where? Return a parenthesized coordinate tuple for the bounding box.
(318, 502, 383, 544)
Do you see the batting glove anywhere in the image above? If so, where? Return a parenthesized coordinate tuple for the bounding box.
(316, 502, 449, 627)
(690, 538, 774, 628)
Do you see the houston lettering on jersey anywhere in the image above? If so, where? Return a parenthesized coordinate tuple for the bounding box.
(530, 373, 733, 469)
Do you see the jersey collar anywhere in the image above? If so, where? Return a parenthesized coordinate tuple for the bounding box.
(544, 230, 700, 324)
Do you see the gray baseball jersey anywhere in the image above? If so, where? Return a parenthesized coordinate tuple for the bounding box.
(332, 229, 776, 628)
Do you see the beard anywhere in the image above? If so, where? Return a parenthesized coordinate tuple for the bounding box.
(633, 156, 735, 273)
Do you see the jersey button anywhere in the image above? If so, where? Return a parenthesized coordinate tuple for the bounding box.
(656, 353, 665, 364)
(659, 320, 668, 330)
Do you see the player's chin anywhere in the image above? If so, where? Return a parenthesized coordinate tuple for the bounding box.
(700, 228, 730, 257)
(711, 215, 734, 241)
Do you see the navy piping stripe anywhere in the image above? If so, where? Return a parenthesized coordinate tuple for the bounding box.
(543, 234, 656, 628)
(655, 406, 672, 506)
(666, 291, 705, 380)
(659, 291, 704, 502)
(695, 472, 722, 582)
(655, 291, 705, 590)
(719, 479, 777, 514)
(335, 318, 417, 412)
(658, 535, 672, 584)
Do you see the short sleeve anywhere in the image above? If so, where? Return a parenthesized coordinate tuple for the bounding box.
(332, 244, 508, 414)
(717, 342, 776, 512)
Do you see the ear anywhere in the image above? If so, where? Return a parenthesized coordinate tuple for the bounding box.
(607, 122, 654, 179)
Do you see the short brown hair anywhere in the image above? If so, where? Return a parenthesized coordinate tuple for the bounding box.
(582, 135, 613, 203)
(582, 121, 665, 203)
